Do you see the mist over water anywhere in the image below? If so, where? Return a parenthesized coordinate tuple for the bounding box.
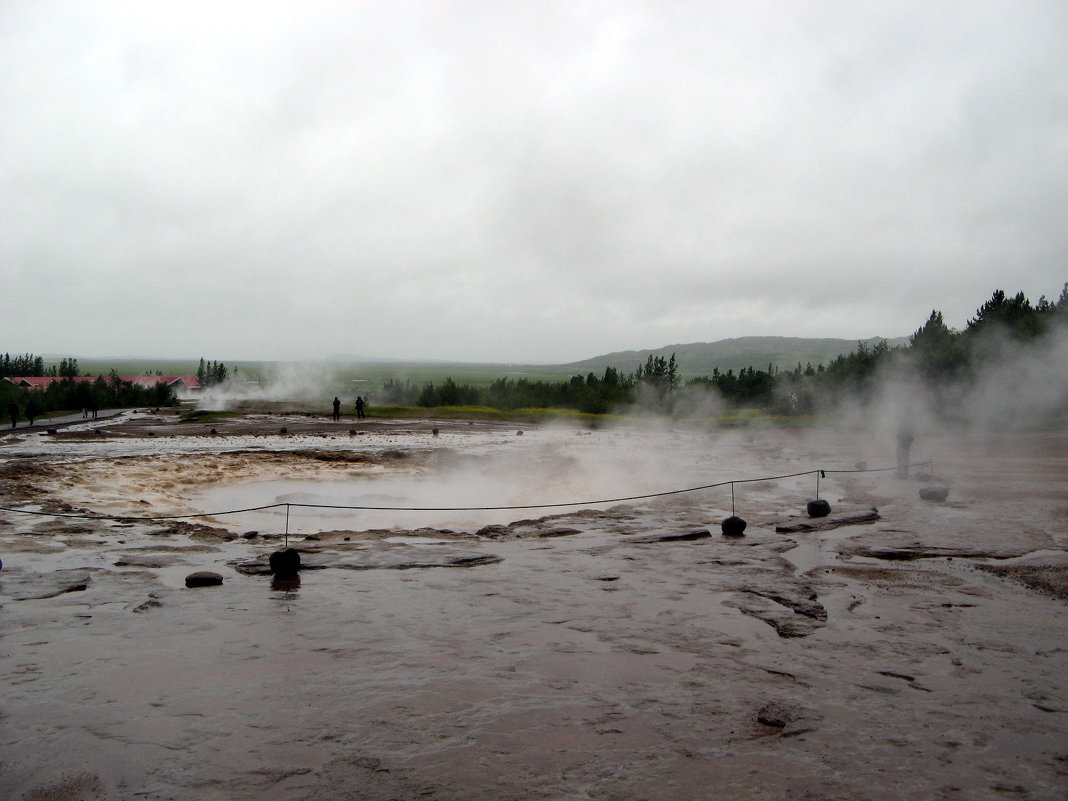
(179, 427, 733, 534)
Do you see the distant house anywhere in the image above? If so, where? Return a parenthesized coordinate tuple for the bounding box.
(2, 376, 96, 389)
(2, 375, 201, 397)
(127, 376, 202, 396)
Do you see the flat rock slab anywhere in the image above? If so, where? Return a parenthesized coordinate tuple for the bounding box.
(631, 529, 712, 543)
(841, 544, 1025, 561)
(5, 569, 93, 601)
(775, 509, 879, 534)
(234, 548, 502, 575)
(113, 552, 190, 569)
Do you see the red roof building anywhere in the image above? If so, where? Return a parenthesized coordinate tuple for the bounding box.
(3, 375, 201, 393)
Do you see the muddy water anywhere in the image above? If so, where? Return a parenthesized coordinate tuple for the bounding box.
(1, 418, 1067, 800)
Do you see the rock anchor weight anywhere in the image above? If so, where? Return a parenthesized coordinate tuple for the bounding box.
(806, 499, 831, 518)
(919, 486, 949, 502)
(269, 548, 301, 577)
(721, 516, 747, 537)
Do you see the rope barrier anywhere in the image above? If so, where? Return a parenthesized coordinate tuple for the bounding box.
(0, 460, 931, 524)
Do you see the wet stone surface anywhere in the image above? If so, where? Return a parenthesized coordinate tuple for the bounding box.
(1, 416, 1067, 800)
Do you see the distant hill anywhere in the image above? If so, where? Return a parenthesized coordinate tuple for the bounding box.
(559, 336, 908, 377)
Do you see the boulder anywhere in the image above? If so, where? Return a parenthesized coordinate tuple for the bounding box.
(269, 548, 301, 577)
(721, 516, 747, 537)
(919, 486, 949, 502)
(806, 499, 831, 518)
(185, 571, 223, 588)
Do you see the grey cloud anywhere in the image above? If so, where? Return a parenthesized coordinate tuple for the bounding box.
(1, 1, 1065, 362)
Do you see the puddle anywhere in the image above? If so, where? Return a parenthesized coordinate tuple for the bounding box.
(780, 525, 878, 574)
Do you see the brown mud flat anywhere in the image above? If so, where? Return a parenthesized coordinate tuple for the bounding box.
(1, 414, 1067, 800)
(46, 409, 519, 440)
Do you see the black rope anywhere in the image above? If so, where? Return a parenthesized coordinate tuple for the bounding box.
(0, 460, 931, 522)
(0, 502, 288, 522)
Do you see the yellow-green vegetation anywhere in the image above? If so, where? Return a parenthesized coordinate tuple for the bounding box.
(179, 409, 239, 424)
(362, 405, 609, 424)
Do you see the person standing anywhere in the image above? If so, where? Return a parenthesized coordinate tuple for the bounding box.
(332, 396, 341, 422)
(896, 420, 915, 478)
(355, 396, 366, 419)
(8, 401, 18, 429)
(25, 396, 40, 426)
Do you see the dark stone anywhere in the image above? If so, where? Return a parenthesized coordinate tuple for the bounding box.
(806, 499, 831, 518)
(721, 516, 747, 537)
(657, 529, 712, 542)
(242, 531, 259, 539)
(445, 555, 502, 567)
(185, 571, 223, 587)
(775, 508, 879, 533)
(919, 486, 949, 502)
(432, 427, 439, 436)
(269, 548, 301, 577)
(516, 430, 523, 436)
(757, 702, 798, 729)
(280, 427, 288, 434)
(536, 528, 581, 538)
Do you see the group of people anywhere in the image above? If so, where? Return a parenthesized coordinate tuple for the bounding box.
(7, 398, 95, 428)
(331, 396, 366, 422)
(7, 399, 44, 428)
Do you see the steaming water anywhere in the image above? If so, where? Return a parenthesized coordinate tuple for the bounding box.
(186, 475, 573, 533)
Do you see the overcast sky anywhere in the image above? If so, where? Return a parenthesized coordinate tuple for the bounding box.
(1, 1, 1065, 364)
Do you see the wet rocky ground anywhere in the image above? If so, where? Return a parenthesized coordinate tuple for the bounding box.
(1, 411, 1066, 800)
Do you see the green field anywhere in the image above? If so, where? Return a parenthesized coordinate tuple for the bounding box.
(74, 358, 579, 388)
(71, 335, 897, 388)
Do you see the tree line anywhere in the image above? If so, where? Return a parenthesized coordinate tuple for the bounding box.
(393, 284, 1068, 417)
(196, 358, 229, 386)
(1, 361, 176, 425)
